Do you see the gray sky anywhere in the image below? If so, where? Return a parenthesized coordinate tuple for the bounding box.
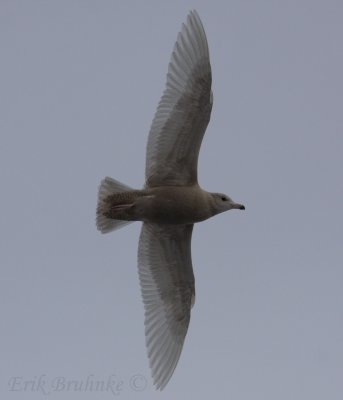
(1, 1, 342, 399)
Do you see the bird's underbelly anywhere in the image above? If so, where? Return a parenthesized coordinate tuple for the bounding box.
(134, 191, 209, 224)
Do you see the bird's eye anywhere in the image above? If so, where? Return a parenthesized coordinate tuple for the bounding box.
(221, 197, 227, 201)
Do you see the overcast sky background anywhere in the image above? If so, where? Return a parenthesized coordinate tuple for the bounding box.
(1, 1, 342, 399)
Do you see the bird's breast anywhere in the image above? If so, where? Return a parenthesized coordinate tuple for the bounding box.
(135, 186, 211, 224)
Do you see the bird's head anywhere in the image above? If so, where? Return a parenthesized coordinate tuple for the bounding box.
(210, 193, 245, 215)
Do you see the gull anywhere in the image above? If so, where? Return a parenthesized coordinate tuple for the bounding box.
(96, 10, 245, 390)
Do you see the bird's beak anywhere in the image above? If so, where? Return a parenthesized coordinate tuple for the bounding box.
(231, 202, 245, 210)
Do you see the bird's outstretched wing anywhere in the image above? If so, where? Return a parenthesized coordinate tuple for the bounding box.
(138, 223, 195, 390)
(145, 10, 212, 187)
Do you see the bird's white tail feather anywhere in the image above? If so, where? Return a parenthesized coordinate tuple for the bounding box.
(96, 177, 134, 233)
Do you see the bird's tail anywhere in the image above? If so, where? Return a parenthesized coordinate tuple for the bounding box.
(96, 177, 135, 233)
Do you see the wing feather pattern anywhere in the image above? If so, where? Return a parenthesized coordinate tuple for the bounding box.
(145, 10, 212, 187)
(138, 223, 195, 390)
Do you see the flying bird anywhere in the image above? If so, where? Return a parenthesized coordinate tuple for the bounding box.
(96, 10, 245, 390)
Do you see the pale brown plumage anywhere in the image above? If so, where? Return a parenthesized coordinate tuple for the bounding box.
(96, 10, 244, 390)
